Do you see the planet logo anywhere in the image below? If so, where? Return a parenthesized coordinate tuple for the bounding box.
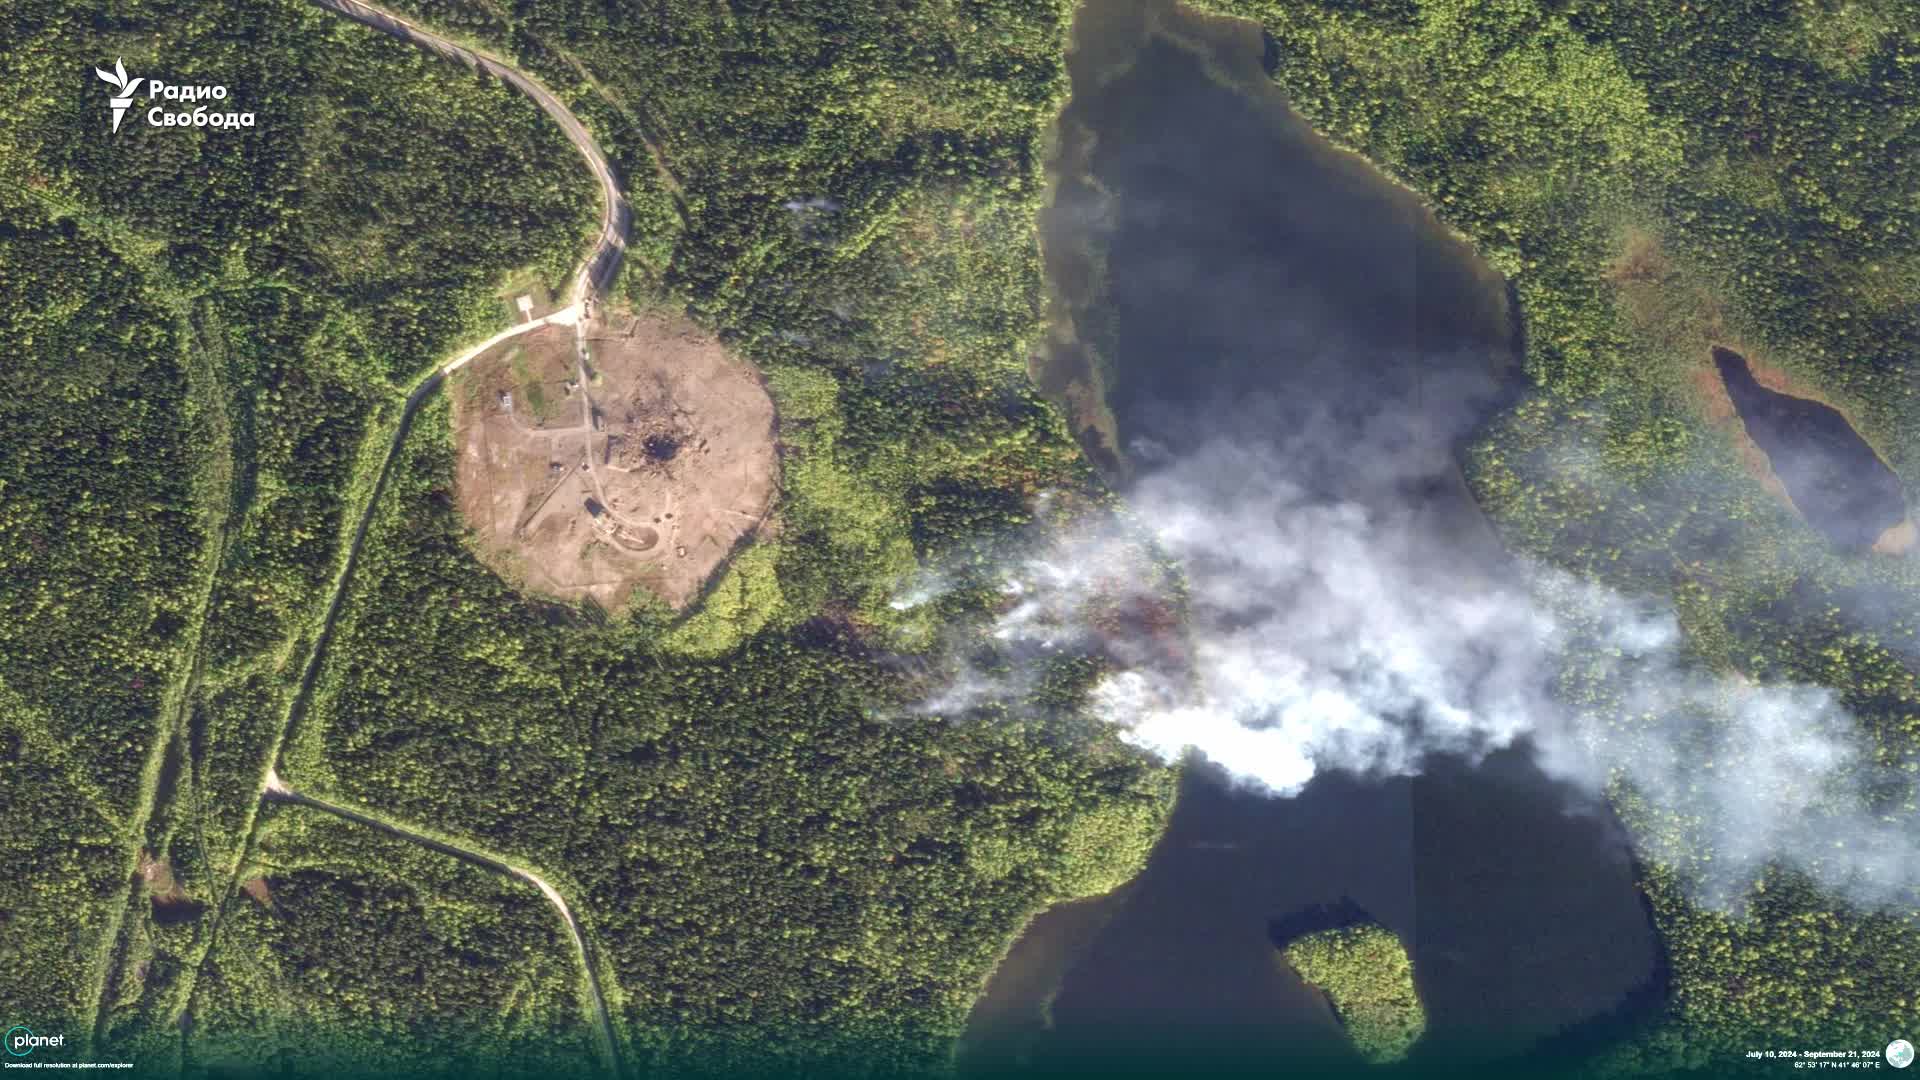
(1888, 1039, 1915, 1069)
(6, 1026, 65, 1057)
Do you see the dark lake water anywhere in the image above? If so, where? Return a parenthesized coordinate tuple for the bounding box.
(964, 0, 1662, 1072)
(1712, 346, 1908, 551)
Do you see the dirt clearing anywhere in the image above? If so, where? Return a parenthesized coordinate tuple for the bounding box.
(450, 312, 778, 611)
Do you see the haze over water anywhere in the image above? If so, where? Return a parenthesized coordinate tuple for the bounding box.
(962, 0, 1661, 1071)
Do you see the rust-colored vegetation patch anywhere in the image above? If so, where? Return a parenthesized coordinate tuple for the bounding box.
(1606, 226, 1732, 346)
(241, 877, 275, 909)
(1724, 345, 1852, 412)
(451, 312, 778, 612)
(1607, 227, 1855, 439)
(1689, 362, 1800, 513)
(1030, 329, 1124, 482)
(1605, 226, 1672, 288)
(1872, 519, 1917, 555)
(1695, 352, 1917, 555)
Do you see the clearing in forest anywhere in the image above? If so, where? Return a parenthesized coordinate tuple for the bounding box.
(1607, 225, 1915, 555)
(450, 312, 778, 612)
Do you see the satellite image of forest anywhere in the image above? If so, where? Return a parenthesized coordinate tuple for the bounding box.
(2, 0, 1918, 1077)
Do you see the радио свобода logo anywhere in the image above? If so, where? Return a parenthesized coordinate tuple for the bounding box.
(5, 1025, 65, 1058)
(93, 57, 141, 132)
(94, 56, 255, 132)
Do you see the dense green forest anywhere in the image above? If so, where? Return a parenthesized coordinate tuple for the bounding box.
(185, 808, 596, 1079)
(1278, 923, 1426, 1065)
(278, 0, 1177, 1072)
(300, 399, 1165, 1073)
(3, 0, 1171, 1074)
(1197, 0, 1920, 1067)
(0, 0, 593, 1064)
(0, 196, 206, 1047)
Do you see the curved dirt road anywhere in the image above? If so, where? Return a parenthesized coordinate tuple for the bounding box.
(210, 5, 635, 1075)
(310, 0, 629, 305)
(265, 769, 624, 1077)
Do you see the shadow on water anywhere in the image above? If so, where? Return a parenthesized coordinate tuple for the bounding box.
(964, 0, 1661, 1073)
(1711, 346, 1908, 551)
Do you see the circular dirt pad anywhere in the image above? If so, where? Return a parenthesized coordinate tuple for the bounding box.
(451, 312, 778, 612)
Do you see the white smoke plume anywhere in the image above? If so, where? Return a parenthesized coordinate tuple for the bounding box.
(909, 432, 1920, 911)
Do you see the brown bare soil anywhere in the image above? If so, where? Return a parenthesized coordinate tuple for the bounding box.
(450, 312, 778, 611)
(241, 877, 274, 909)
(1690, 362, 1801, 514)
(137, 849, 178, 897)
(1604, 227, 1672, 287)
(138, 850, 205, 924)
(1873, 518, 1918, 555)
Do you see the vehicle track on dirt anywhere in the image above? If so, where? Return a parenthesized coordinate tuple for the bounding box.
(308, 0, 629, 304)
(72, 249, 237, 1060)
(168, 1, 634, 1072)
(264, 770, 624, 1077)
